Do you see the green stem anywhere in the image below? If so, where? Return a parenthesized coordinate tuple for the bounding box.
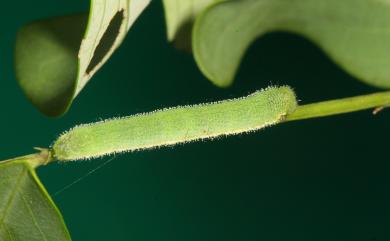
(286, 91, 390, 121)
(0, 148, 52, 169)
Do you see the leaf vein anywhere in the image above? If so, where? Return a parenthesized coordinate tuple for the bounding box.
(19, 189, 49, 241)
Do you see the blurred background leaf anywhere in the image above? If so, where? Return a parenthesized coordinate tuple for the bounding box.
(193, 0, 390, 89)
(162, 0, 215, 50)
(15, 0, 150, 116)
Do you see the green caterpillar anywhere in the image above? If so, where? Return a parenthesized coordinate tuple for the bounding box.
(52, 86, 297, 161)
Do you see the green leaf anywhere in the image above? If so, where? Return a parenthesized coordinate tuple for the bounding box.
(15, 0, 151, 117)
(162, 0, 216, 50)
(0, 159, 70, 241)
(193, 0, 390, 88)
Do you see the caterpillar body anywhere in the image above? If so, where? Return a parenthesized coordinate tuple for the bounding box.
(52, 86, 297, 161)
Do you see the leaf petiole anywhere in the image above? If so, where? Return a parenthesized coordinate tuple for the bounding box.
(0, 148, 52, 168)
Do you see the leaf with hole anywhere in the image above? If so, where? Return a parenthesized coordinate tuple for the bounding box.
(193, 0, 390, 88)
(0, 159, 70, 241)
(15, 0, 151, 116)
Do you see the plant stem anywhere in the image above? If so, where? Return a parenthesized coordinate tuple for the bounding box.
(285, 91, 390, 121)
(0, 148, 52, 168)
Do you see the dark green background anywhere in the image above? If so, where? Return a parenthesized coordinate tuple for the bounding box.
(1, 1, 389, 240)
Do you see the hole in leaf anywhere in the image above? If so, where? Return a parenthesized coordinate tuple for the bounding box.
(86, 10, 124, 74)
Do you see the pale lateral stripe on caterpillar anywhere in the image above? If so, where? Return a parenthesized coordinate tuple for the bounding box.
(52, 86, 297, 161)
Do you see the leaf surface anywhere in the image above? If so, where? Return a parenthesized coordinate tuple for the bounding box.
(0, 160, 70, 241)
(193, 0, 390, 88)
(15, 0, 151, 116)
